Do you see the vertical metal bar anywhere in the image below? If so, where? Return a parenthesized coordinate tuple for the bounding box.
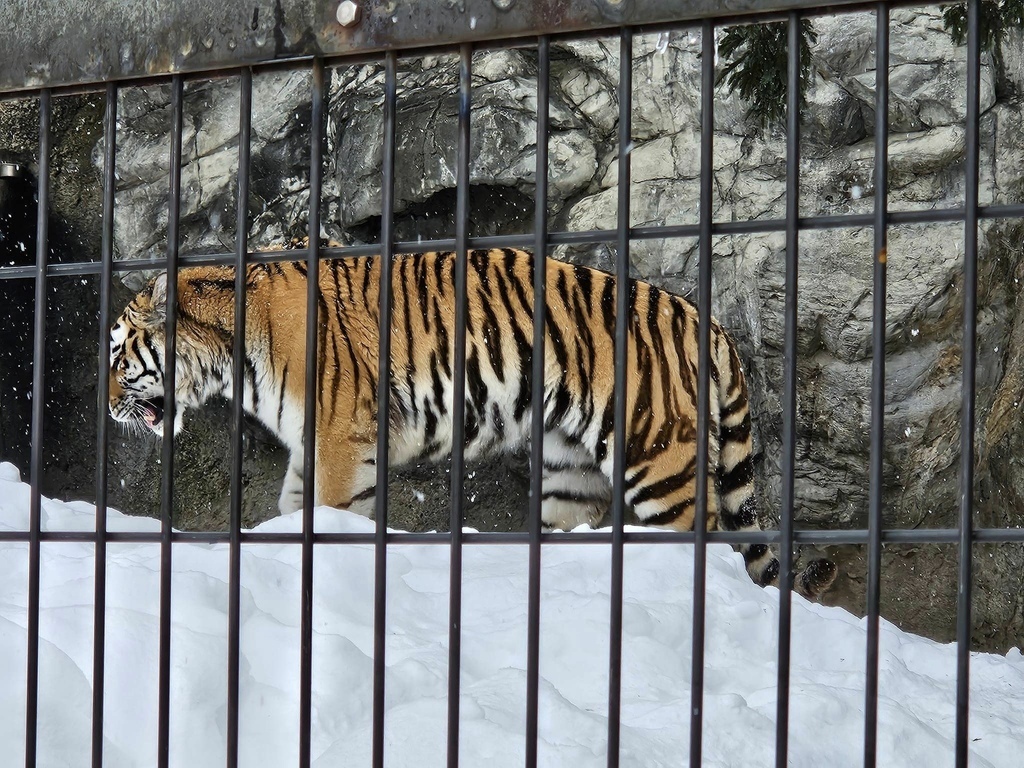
(774, 14, 800, 768)
(226, 66, 252, 768)
(606, 27, 631, 768)
(955, 1, 981, 764)
(864, 7, 889, 766)
(524, 35, 550, 768)
(25, 86, 50, 768)
(299, 57, 325, 768)
(690, 20, 715, 768)
(446, 42, 472, 768)
(372, 50, 398, 768)
(91, 81, 116, 768)
(158, 73, 184, 768)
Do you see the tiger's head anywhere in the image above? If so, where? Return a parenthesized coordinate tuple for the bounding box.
(110, 268, 240, 438)
(108, 272, 198, 438)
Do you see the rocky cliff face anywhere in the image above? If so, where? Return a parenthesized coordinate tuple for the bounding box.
(2, 10, 1023, 649)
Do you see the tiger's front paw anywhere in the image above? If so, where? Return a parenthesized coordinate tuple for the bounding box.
(278, 482, 304, 516)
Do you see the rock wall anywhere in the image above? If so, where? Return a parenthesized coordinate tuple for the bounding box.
(2, 10, 1023, 648)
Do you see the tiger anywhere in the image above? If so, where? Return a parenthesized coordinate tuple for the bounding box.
(108, 247, 837, 598)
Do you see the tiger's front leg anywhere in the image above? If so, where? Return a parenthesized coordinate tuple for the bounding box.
(278, 443, 379, 517)
(278, 454, 305, 516)
(539, 430, 611, 530)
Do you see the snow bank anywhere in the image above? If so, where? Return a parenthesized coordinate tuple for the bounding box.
(1, 461, 1022, 767)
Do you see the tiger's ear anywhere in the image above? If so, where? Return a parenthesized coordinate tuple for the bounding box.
(148, 272, 168, 324)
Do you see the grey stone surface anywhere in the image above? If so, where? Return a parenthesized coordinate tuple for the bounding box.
(328, 50, 597, 231)
(3, 13, 1024, 649)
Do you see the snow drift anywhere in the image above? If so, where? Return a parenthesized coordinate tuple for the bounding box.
(0, 461, 1021, 767)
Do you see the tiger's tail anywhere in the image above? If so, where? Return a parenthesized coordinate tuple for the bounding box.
(715, 334, 837, 599)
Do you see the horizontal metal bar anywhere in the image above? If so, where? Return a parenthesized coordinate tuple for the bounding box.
(3, 200, 1024, 283)
(4, 527, 1024, 545)
(0, 0, 918, 95)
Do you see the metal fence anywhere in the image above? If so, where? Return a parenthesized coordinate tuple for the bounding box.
(1, 0, 1022, 766)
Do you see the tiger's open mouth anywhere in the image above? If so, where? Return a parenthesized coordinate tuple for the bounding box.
(139, 397, 165, 430)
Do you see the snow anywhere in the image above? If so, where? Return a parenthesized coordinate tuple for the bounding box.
(1, 460, 1022, 767)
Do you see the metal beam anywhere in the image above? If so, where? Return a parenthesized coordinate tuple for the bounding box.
(1, 0, 872, 93)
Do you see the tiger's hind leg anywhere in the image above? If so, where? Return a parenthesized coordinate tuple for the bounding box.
(539, 430, 611, 530)
(716, 408, 837, 599)
(616, 444, 720, 533)
(591, 417, 724, 533)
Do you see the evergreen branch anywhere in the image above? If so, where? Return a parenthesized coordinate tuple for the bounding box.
(716, 20, 818, 128)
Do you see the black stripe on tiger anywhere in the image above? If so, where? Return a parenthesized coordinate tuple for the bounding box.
(641, 499, 695, 528)
(599, 275, 615, 339)
(490, 266, 533, 421)
(432, 297, 451, 378)
(423, 396, 438, 445)
(573, 264, 594, 315)
(719, 417, 751, 448)
(141, 334, 164, 377)
(278, 362, 288, 429)
(429, 352, 447, 417)
(414, 253, 429, 319)
(594, 397, 615, 464)
(400, 256, 419, 418)
(569, 286, 595, 423)
(541, 490, 609, 505)
(349, 485, 377, 504)
(720, 395, 747, 422)
(432, 252, 446, 297)
(479, 287, 506, 381)
(629, 457, 698, 508)
(327, 262, 357, 414)
(720, 494, 759, 532)
(362, 258, 375, 314)
(718, 455, 754, 497)
(190, 277, 237, 294)
(624, 465, 651, 491)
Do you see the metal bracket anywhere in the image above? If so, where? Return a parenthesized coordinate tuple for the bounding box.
(0, 163, 24, 178)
